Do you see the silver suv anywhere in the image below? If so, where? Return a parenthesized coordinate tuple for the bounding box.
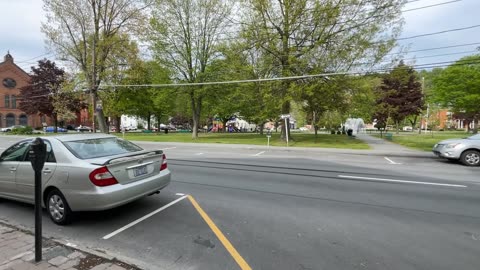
(433, 134, 480, 166)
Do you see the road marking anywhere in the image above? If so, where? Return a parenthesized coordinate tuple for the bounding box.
(195, 153, 204, 155)
(253, 151, 265, 156)
(163, 147, 177, 150)
(102, 195, 188, 240)
(338, 175, 467, 188)
(384, 157, 402, 165)
(175, 193, 185, 196)
(188, 195, 252, 270)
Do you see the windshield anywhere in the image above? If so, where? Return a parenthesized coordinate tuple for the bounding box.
(468, 134, 480, 140)
(64, 137, 143, 159)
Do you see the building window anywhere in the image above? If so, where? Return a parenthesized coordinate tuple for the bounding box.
(4, 95, 9, 108)
(11, 95, 16, 109)
(19, 115, 27, 126)
(6, 113, 15, 127)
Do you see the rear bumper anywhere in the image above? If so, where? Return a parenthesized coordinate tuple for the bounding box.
(64, 170, 171, 211)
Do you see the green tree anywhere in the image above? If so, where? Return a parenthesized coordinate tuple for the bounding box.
(19, 59, 85, 132)
(42, 0, 149, 133)
(241, 0, 405, 140)
(375, 62, 424, 133)
(149, 0, 231, 139)
(432, 55, 480, 133)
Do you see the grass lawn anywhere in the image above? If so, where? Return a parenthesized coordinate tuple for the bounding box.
(373, 131, 473, 151)
(119, 132, 370, 149)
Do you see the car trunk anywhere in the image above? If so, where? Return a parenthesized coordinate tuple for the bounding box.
(87, 150, 164, 184)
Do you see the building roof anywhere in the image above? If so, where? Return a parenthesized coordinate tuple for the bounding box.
(0, 52, 31, 81)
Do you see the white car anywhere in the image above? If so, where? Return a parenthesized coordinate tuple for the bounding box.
(1, 125, 25, 132)
(0, 134, 171, 225)
(433, 134, 480, 166)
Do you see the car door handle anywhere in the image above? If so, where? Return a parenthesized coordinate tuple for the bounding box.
(9, 167, 17, 172)
(43, 169, 52, 174)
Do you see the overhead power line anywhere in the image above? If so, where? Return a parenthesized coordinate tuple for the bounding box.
(388, 42, 480, 55)
(397, 24, 480, 41)
(15, 52, 56, 64)
(102, 58, 480, 89)
(402, 0, 461, 12)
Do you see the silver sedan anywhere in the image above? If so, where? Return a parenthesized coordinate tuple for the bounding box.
(0, 134, 171, 225)
(433, 134, 480, 166)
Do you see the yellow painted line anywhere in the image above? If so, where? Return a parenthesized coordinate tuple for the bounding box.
(188, 195, 252, 270)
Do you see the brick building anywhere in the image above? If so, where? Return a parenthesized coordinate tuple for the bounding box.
(0, 52, 54, 128)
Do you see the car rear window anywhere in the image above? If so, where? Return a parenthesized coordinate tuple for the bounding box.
(63, 137, 143, 159)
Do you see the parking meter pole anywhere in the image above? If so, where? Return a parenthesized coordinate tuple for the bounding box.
(29, 138, 47, 263)
(34, 169, 42, 262)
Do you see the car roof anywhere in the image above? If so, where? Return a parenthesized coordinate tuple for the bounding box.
(50, 133, 117, 142)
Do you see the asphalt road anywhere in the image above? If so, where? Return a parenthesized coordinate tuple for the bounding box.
(1, 137, 480, 270)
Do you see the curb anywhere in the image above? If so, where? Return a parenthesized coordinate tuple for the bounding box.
(0, 220, 146, 270)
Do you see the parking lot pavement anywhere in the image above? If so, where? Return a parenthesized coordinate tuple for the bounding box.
(0, 222, 137, 270)
(0, 191, 245, 270)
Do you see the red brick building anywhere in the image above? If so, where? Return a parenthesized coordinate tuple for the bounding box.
(0, 52, 54, 128)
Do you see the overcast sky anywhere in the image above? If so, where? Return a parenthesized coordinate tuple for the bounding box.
(1, 0, 479, 72)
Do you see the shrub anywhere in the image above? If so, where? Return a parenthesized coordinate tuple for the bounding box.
(10, 126, 34, 135)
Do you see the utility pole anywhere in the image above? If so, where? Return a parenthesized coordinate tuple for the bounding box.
(419, 77, 425, 134)
(425, 103, 430, 134)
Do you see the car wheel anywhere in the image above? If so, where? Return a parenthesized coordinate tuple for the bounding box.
(460, 150, 480, 166)
(47, 189, 73, 225)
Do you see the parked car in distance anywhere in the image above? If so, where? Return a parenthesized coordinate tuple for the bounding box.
(1, 125, 25, 132)
(433, 134, 480, 166)
(75, 126, 93, 132)
(0, 134, 171, 225)
(402, 126, 413, 131)
(44, 126, 68, 133)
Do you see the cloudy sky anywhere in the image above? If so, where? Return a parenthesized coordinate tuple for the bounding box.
(1, 0, 479, 72)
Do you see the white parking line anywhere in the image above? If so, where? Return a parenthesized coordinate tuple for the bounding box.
(253, 151, 265, 156)
(384, 157, 402, 165)
(338, 175, 467, 188)
(102, 195, 188, 240)
(163, 147, 177, 150)
(175, 193, 185, 196)
(195, 153, 204, 155)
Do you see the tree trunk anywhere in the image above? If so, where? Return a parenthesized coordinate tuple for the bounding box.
(396, 121, 400, 134)
(190, 92, 202, 139)
(280, 101, 292, 141)
(259, 122, 264, 135)
(314, 125, 319, 137)
(473, 117, 478, 134)
(409, 115, 417, 132)
(147, 114, 151, 130)
(115, 116, 121, 133)
(54, 114, 58, 133)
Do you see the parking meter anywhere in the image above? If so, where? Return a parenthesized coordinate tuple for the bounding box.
(266, 129, 272, 149)
(29, 137, 46, 262)
(30, 138, 47, 171)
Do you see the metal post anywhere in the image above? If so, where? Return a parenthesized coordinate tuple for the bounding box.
(425, 103, 430, 134)
(30, 138, 46, 263)
(34, 169, 42, 262)
(285, 118, 289, 147)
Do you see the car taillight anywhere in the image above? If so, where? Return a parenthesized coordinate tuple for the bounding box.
(89, 166, 118, 186)
(160, 154, 168, 171)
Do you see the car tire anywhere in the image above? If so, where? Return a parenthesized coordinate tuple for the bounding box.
(46, 189, 73, 225)
(460, 150, 480, 166)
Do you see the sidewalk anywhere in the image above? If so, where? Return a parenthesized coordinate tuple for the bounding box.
(354, 133, 426, 155)
(0, 223, 137, 270)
